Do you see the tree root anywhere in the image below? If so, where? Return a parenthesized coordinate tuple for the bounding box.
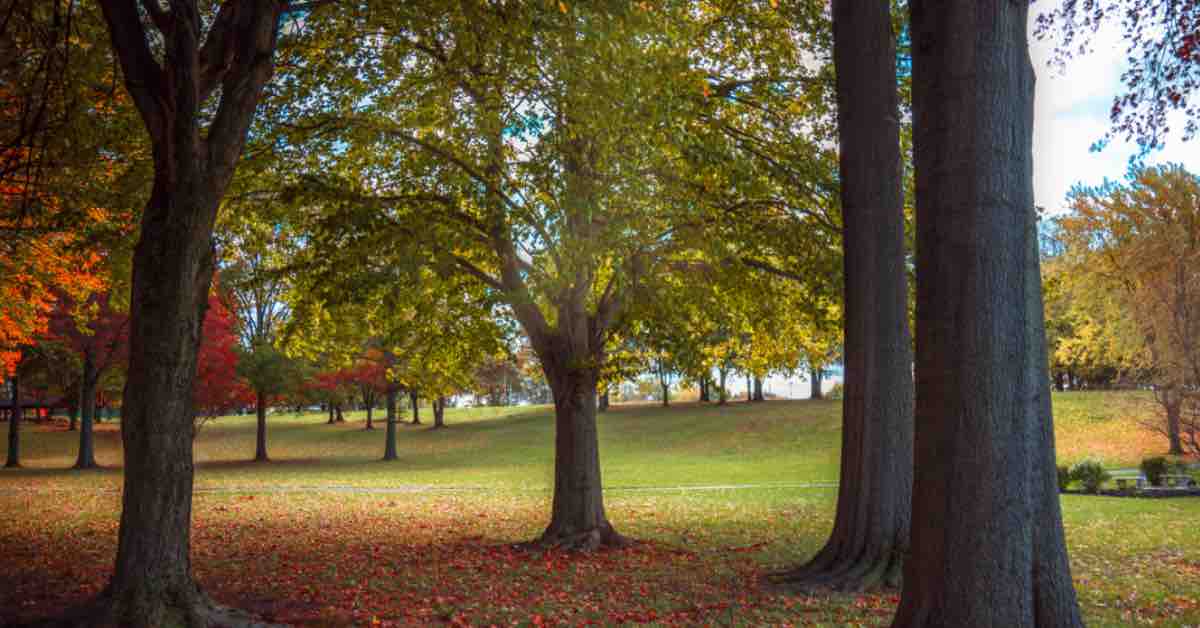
(769, 546, 902, 592)
(26, 584, 285, 628)
(516, 524, 632, 552)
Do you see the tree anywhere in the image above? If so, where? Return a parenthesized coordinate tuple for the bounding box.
(1037, 1, 1200, 153)
(774, 0, 913, 591)
(894, 2, 1083, 625)
(1055, 165, 1200, 454)
(193, 293, 251, 433)
(87, 2, 330, 624)
(47, 290, 129, 469)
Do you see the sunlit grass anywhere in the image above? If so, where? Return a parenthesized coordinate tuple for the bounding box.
(1, 393, 1196, 625)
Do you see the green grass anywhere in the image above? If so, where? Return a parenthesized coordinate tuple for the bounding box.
(1, 393, 1197, 626)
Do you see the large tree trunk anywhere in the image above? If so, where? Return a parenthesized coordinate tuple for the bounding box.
(5, 375, 18, 468)
(383, 387, 398, 461)
(254, 391, 269, 462)
(85, 2, 287, 623)
(433, 396, 446, 428)
(537, 363, 625, 550)
(410, 390, 421, 425)
(75, 350, 99, 469)
(894, 2, 1084, 624)
(810, 367, 823, 400)
(774, 0, 913, 592)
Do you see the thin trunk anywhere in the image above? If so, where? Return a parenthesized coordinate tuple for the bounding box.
(699, 377, 710, 403)
(383, 387, 398, 461)
(538, 363, 624, 550)
(410, 390, 420, 425)
(1166, 395, 1184, 455)
(68, 396, 78, 431)
(746, 373, 752, 401)
(1054, 371, 1066, 392)
(598, 388, 610, 412)
(661, 379, 669, 407)
(753, 376, 764, 402)
(433, 396, 446, 428)
(718, 368, 728, 405)
(810, 367, 823, 400)
(365, 404, 374, 430)
(335, 403, 345, 423)
(327, 402, 335, 424)
(895, 2, 1083, 624)
(5, 375, 18, 468)
(775, 0, 912, 591)
(254, 391, 268, 462)
(75, 351, 98, 469)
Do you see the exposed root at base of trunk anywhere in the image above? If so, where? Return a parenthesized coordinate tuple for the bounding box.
(769, 548, 903, 592)
(28, 586, 285, 628)
(516, 524, 632, 552)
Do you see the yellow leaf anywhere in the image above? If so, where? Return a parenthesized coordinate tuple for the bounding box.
(558, 1, 567, 13)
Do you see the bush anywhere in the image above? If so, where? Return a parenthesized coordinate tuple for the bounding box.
(1070, 459, 1111, 494)
(1140, 456, 1170, 486)
(1057, 465, 1072, 493)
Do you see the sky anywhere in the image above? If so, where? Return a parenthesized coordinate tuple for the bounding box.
(1029, 15, 1200, 215)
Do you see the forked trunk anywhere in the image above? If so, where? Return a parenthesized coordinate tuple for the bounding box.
(895, 2, 1083, 624)
(5, 375, 18, 468)
(538, 364, 625, 550)
(254, 391, 269, 462)
(774, 0, 913, 592)
(383, 387, 398, 461)
(75, 353, 99, 469)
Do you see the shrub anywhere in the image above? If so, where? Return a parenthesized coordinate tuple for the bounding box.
(1140, 456, 1170, 486)
(1057, 465, 1072, 493)
(1070, 459, 1111, 494)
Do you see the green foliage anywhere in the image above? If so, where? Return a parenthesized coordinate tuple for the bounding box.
(1070, 459, 1112, 494)
(1140, 456, 1170, 487)
(1057, 465, 1072, 493)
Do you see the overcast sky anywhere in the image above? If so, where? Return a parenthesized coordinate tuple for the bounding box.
(1029, 14, 1199, 215)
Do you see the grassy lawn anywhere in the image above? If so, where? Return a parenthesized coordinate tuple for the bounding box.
(1, 393, 1197, 626)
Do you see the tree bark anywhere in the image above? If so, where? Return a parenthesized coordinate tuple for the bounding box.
(334, 403, 345, 423)
(598, 388, 610, 412)
(75, 350, 99, 469)
(433, 396, 446, 428)
(810, 366, 823, 400)
(1165, 392, 1184, 455)
(254, 391, 269, 462)
(894, 2, 1084, 624)
(699, 377, 710, 403)
(84, 2, 290, 623)
(410, 390, 420, 425)
(660, 381, 670, 407)
(753, 376, 764, 402)
(537, 362, 625, 550)
(774, 0, 913, 592)
(383, 387, 398, 461)
(5, 375, 18, 468)
(327, 402, 335, 424)
(365, 404, 374, 430)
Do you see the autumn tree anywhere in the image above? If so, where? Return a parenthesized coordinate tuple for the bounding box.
(1055, 165, 1200, 454)
(894, 2, 1083, 625)
(193, 293, 250, 433)
(47, 291, 129, 469)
